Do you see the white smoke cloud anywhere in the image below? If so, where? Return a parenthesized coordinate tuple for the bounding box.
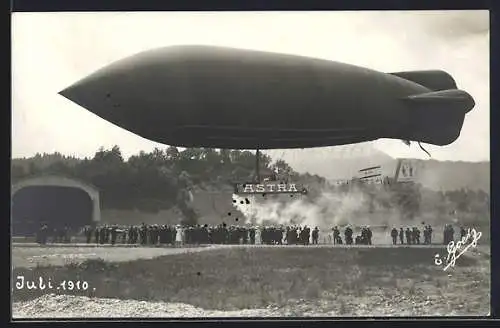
(231, 185, 404, 230)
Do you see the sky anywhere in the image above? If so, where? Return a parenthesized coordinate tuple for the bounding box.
(11, 10, 490, 163)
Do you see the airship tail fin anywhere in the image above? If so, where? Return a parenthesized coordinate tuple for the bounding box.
(390, 70, 458, 91)
(405, 89, 475, 112)
(403, 89, 475, 146)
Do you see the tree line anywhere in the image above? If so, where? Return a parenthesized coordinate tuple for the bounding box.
(11, 146, 305, 225)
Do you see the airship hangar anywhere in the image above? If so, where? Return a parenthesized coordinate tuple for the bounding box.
(11, 175, 101, 236)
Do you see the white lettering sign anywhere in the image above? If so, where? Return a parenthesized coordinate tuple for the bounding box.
(235, 183, 305, 194)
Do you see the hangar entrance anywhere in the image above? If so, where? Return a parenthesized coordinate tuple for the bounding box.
(12, 186, 92, 235)
(11, 176, 100, 236)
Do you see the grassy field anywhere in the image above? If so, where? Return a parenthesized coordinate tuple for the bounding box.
(11, 245, 490, 317)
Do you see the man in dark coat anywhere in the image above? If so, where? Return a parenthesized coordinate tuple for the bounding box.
(312, 227, 319, 245)
(333, 226, 341, 245)
(85, 226, 93, 244)
(249, 227, 256, 245)
(94, 226, 100, 244)
(415, 227, 421, 244)
(304, 226, 311, 245)
(427, 225, 433, 244)
(405, 228, 412, 245)
(345, 226, 353, 245)
(110, 225, 118, 245)
(140, 223, 147, 245)
(99, 226, 106, 244)
(391, 228, 398, 245)
(460, 226, 467, 239)
(366, 226, 373, 245)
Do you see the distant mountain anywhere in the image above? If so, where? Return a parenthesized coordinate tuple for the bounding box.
(264, 144, 394, 180)
(407, 159, 490, 192)
(264, 145, 490, 192)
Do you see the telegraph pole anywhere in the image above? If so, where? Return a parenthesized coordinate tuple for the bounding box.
(255, 149, 260, 182)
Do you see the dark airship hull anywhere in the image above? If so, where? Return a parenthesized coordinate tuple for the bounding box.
(59, 45, 475, 149)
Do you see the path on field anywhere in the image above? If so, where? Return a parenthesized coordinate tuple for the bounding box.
(11, 245, 221, 269)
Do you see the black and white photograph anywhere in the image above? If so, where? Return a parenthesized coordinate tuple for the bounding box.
(11, 10, 490, 318)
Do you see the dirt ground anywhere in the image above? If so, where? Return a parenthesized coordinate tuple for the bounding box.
(11, 244, 490, 318)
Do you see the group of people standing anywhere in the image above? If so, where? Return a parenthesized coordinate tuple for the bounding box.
(34, 222, 467, 247)
(35, 224, 73, 244)
(84, 224, 179, 245)
(81, 223, 262, 246)
(81, 224, 321, 246)
(443, 224, 470, 245)
(281, 226, 320, 245)
(331, 226, 373, 245)
(389, 224, 471, 246)
(390, 226, 433, 245)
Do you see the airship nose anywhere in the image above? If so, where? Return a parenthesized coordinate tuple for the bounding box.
(58, 73, 123, 122)
(58, 65, 167, 142)
(59, 83, 84, 110)
(58, 85, 76, 103)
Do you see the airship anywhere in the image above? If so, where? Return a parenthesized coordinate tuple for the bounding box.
(59, 45, 475, 150)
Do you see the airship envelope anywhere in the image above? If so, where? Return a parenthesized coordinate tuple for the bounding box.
(59, 45, 475, 149)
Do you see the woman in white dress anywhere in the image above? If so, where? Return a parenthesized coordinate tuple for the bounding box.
(255, 226, 261, 245)
(175, 224, 183, 247)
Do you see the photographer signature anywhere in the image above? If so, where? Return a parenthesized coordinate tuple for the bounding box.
(434, 228, 482, 271)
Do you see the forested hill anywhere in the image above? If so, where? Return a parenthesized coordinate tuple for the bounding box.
(12, 149, 490, 192)
(11, 146, 330, 224)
